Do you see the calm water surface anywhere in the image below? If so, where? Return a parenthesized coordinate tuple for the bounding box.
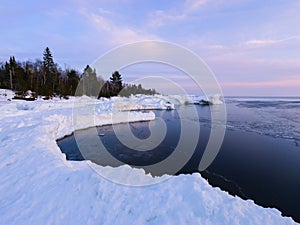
(58, 98, 300, 222)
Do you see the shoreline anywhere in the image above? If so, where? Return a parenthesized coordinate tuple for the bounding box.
(1, 95, 297, 224)
(58, 109, 300, 223)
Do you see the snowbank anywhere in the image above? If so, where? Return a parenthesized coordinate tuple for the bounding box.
(0, 92, 296, 224)
(0, 88, 14, 100)
(106, 94, 224, 111)
(107, 95, 175, 111)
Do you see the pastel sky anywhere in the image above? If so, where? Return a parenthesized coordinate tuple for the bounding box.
(0, 0, 300, 96)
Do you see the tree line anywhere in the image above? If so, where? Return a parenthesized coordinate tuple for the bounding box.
(0, 47, 158, 99)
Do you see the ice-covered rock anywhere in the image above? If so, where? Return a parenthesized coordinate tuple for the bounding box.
(210, 94, 223, 105)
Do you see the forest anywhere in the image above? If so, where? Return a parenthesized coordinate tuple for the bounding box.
(0, 47, 158, 99)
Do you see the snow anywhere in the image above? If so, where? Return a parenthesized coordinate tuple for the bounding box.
(0, 90, 296, 225)
(107, 95, 176, 111)
(0, 88, 14, 101)
(185, 94, 224, 105)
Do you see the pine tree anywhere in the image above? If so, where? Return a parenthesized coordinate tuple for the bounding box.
(9, 56, 16, 90)
(0, 62, 10, 89)
(81, 65, 100, 96)
(66, 69, 79, 96)
(42, 47, 57, 96)
(109, 71, 123, 96)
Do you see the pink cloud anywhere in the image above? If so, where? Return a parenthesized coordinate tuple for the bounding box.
(221, 78, 300, 88)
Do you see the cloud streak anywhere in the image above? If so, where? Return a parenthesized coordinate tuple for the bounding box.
(148, 0, 209, 27)
(245, 35, 300, 47)
(80, 8, 159, 45)
(222, 78, 300, 88)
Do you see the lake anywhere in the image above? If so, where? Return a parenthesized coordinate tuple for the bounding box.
(58, 97, 300, 223)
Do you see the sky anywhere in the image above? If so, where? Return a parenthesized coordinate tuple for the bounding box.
(0, 0, 300, 96)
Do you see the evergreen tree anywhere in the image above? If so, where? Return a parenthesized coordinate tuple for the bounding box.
(98, 81, 114, 98)
(9, 56, 16, 90)
(81, 65, 100, 96)
(109, 71, 123, 96)
(119, 83, 159, 97)
(33, 59, 44, 94)
(66, 69, 79, 96)
(0, 62, 10, 89)
(24, 61, 34, 90)
(42, 47, 57, 96)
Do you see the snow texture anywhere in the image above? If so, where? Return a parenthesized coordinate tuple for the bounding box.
(0, 90, 296, 225)
(184, 94, 223, 105)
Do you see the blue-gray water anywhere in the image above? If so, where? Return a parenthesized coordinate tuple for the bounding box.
(58, 97, 300, 222)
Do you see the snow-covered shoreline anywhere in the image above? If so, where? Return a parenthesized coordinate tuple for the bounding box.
(0, 90, 297, 224)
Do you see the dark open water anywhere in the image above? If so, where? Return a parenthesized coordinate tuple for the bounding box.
(58, 97, 300, 223)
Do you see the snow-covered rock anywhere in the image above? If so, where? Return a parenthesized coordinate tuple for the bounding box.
(0, 88, 14, 100)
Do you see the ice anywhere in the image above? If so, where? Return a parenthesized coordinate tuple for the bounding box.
(211, 94, 223, 105)
(226, 96, 300, 102)
(184, 94, 224, 105)
(226, 97, 300, 143)
(108, 95, 175, 111)
(0, 90, 296, 225)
